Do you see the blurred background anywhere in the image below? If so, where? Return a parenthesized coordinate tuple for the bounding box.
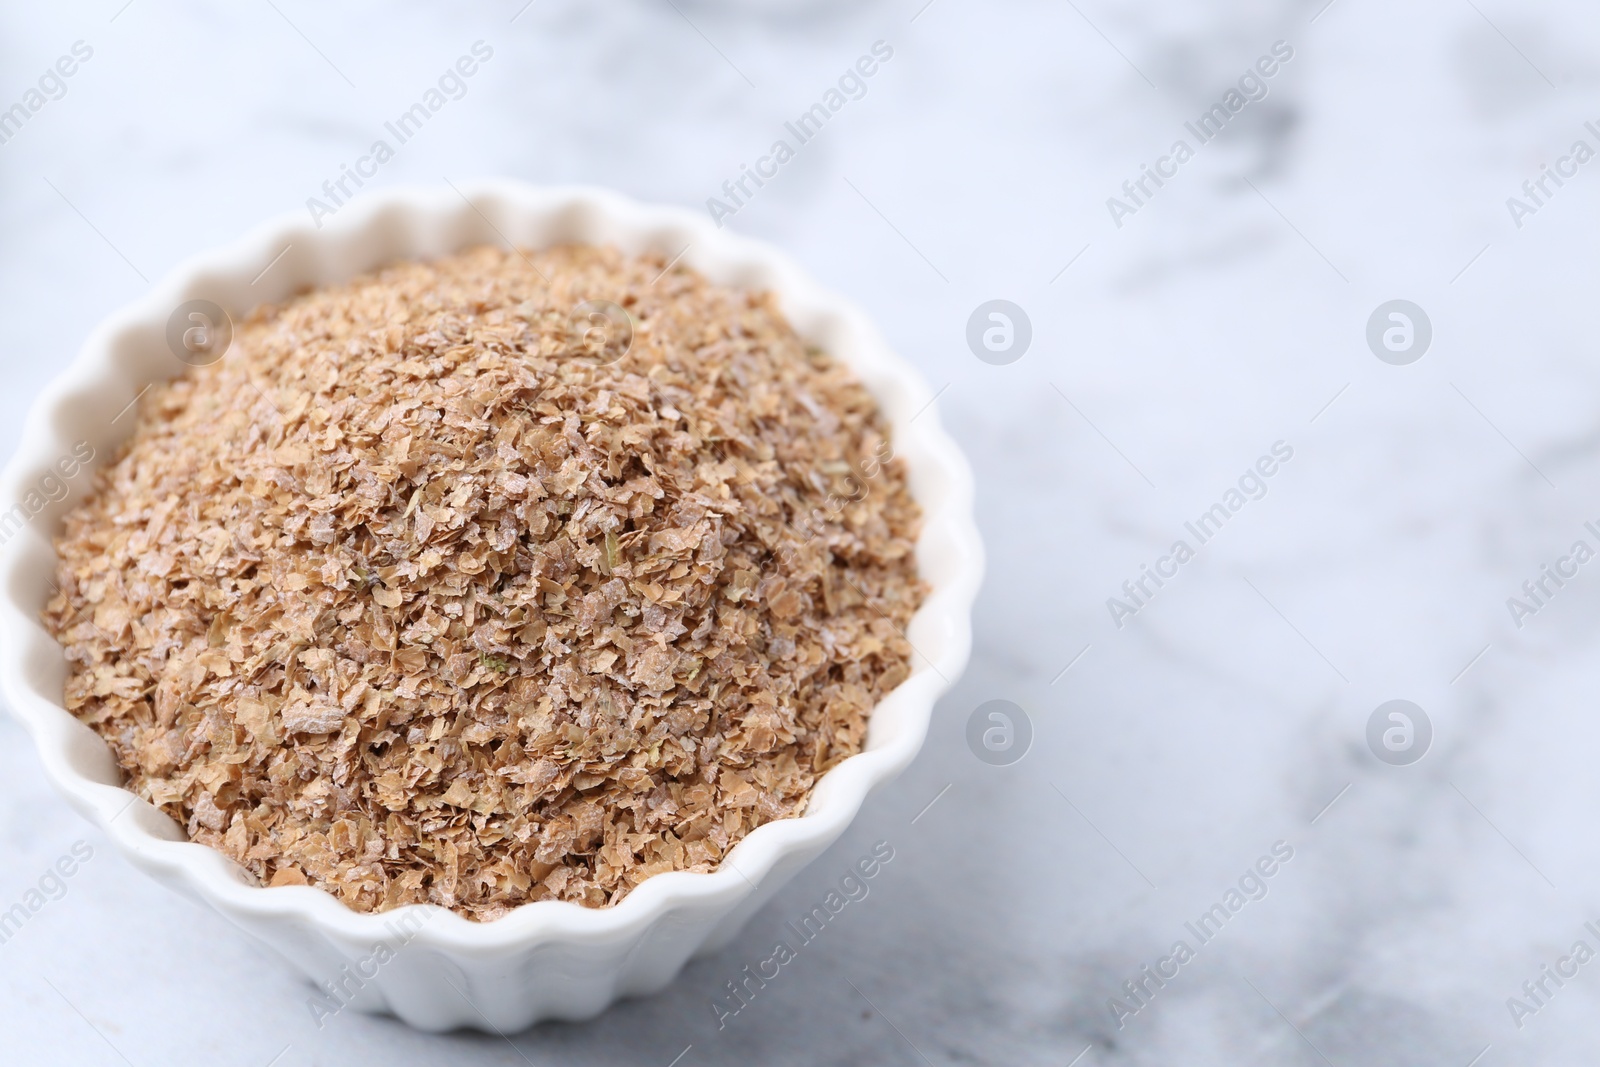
(4, 1, 1600, 1063)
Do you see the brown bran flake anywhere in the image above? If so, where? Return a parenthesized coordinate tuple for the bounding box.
(43, 245, 924, 920)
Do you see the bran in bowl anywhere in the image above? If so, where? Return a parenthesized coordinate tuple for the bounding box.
(42, 245, 923, 920)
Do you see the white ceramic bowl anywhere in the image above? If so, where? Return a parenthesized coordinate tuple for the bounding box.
(0, 181, 981, 1032)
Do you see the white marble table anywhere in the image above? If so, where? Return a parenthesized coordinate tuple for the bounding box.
(3, 0, 1599, 1063)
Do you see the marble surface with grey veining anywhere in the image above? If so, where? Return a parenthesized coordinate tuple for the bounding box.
(3, 1, 1599, 1063)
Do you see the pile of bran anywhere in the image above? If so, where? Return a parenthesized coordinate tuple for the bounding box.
(43, 245, 923, 919)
